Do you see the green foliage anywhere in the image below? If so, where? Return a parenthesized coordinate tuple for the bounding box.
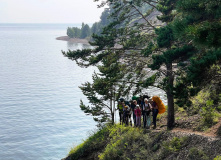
(67, 124, 221, 160)
(100, 8, 112, 26)
(150, 45, 195, 70)
(157, 0, 177, 23)
(64, 0, 221, 131)
(91, 22, 101, 35)
(80, 24, 91, 39)
(141, 42, 155, 57)
(77, 52, 126, 125)
(66, 7, 113, 39)
(98, 125, 151, 160)
(200, 100, 216, 127)
(142, 73, 157, 88)
(214, 156, 221, 160)
(68, 126, 110, 160)
(188, 147, 209, 160)
(67, 27, 81, 38)
(187, 49, 221, 86)
(155, 25, 174, 48)
(66, 23, 91, 39)
(187, 87, 221, 130)
(159, 136, 189, 159)
(67, 27, 75, 38)
(175, 0, 221, 48)
(173, 0, 221, 106)
(189, 89, 210, 113)
(174, 49, 221, 107)
(162, 137, 188, 152)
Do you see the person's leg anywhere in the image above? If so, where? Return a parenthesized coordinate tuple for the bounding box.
(143, 113, 147, 128)
(123, 112, 125, 124)
(133, 112, 136, 126)
(129, 114, 132, 126)
(153, 110, 156, 128)
(126, 115, 128, 125)
(136, 116, 139, 127)
(139, 116, 141, 127)
(142, 111, 145, 127)
(147, 115, 151, 129)
(119, 112, 122, 124)
(153, 109, 158, 128)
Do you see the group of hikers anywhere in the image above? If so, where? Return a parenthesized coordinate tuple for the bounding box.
(117, 95, 165, 129)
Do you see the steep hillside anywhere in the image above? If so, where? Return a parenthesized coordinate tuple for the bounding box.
(62, 124, 221, 160)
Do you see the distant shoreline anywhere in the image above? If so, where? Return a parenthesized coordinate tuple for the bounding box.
(56, 36, 89, 44)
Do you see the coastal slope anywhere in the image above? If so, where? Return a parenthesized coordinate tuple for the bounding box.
(62, 124, 221, 160)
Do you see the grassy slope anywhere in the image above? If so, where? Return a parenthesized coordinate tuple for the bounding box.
(63, 91, 221, 160)
(63, 124, 221, 160)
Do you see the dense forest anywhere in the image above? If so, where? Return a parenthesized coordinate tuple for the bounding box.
(66, 8, 111, 39)
(66, 4, 151, 39)
(62, 0, 221, 159)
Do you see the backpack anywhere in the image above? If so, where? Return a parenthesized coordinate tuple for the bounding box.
(143, 103, 150, 111)
(152, 96, 166, 114)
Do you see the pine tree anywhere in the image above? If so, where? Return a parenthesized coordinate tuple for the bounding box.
(173, 0, 221, 106)
(63, 0, 159, 125)
(63, 0, 197, 129)
(78, 52, 126, 125)
(145, 0, 198, 129)
(67, 27, 75, 38)
(80, 24, 91, 39)
(148, 24, 196, 129)
(175, 0, 221, 48)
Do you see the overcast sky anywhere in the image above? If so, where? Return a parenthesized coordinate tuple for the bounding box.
(0, 0, 105, 23)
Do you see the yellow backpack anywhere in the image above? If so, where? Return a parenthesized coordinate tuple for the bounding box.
(152, 96, 166, 114)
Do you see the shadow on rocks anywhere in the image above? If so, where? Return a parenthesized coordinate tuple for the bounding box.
(216, 125, 221, 137)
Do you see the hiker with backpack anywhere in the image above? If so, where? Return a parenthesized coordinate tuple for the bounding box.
(123, 105, 131, 126)
(125, 101, 132, 126)
(117, 100, 124, 125)
(151, 96, 166, 129)
(143, 98, 151, 129)
(149, 100, 158, 129)
(122, 102, 127, 124)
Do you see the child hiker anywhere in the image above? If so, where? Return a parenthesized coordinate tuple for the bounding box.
(135, 104, 141, 127)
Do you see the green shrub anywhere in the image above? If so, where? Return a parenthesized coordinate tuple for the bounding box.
(160, 137, 189, 159)
(99, 125, 144, 160)
(68, 125, 110, 160)
(165, 137, 186, 151)
(152, 144, 160, 152)
(214, 155, 221, 160)
(190, 89, 211, 115)
(188, 147, 209, 160)
(200, 100, 216, 127)
(217, 94, 221, 111)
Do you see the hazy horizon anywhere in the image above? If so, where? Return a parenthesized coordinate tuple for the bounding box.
(0, 22, 91, 24)
(0, 0, 105, 24)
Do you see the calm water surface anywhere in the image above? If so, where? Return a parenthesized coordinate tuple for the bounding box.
(0, 24, 97, 160)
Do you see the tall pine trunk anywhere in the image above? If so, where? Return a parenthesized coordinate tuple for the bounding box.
(110, 109, 114, 125)
(110, 89, 114, 125)
(166, 63, 175, 129)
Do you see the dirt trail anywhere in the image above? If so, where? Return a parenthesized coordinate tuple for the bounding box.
(170, 118, 221, 140)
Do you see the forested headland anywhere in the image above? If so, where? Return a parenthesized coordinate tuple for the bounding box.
(62, 0, 221, 159)
(66, 7, 113, 39)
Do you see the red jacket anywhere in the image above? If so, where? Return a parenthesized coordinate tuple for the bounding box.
(135, 108, 141, 117)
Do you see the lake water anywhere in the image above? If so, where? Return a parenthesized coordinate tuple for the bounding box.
(0, 23, 97, 160)
(0, 23, 166, 160)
